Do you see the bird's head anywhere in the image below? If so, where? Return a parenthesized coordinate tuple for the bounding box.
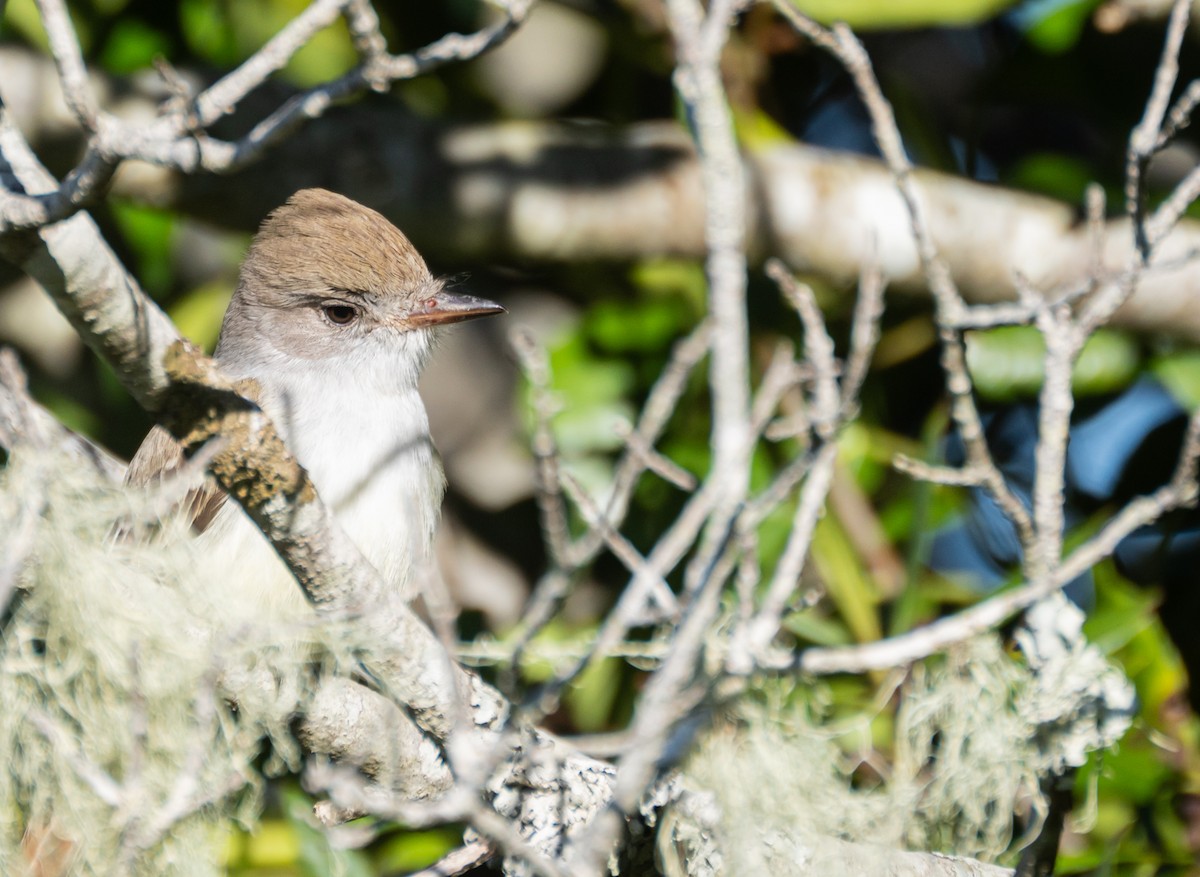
(218, 188, 503, 387)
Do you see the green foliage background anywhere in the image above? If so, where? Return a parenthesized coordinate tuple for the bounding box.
(3, 0, 1200, 873)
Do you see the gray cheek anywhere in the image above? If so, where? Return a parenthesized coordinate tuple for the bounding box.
(263, 309, 347, 361)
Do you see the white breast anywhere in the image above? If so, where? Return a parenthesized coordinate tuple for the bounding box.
(197, 360, 444, 618)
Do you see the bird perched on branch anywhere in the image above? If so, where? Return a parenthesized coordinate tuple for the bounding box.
(126, 188, 504, 615)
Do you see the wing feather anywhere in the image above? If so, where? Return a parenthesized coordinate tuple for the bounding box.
(125, 425, 228, 533)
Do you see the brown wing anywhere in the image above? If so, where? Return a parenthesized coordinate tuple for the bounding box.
(125, 424, 228, 533)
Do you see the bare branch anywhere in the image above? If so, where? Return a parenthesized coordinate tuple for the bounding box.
(667, 0, 753, 552)
(738, 440, 838, 665)
(408, 839, 495, 877)
(511, 327, 572, 569)
(1126, 0, 1192, 258)
(0, 0, 532, 231)
(838, 259, 886, 420)
(1028, 305, 1082, 580)
(612, 419, 697, 492)
(560, 474, 679, 623)
(893, 455, 987, 487)
(568, 318, 712, 567)
(34, 0, 100, 130)
(772, 5, 1038, 557)
(767, 260, 839, 432)
(793, 408, 1200, 676)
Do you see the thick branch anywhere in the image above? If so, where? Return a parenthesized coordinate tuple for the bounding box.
(4, 41, 1199, 336)
(153, 119, 1200, 341)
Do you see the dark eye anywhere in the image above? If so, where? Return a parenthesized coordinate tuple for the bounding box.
(323, 304, 358, 325)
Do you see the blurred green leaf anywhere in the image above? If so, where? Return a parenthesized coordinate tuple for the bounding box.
(838, 422, 892, 498)
(565, 655, 623, 732)
(783, 609, 854, 646)
(1084, 564, 1161, 657)
(88, 0, 131, 14)
(377, 828, 463, 872)
(733, 106, 794, 150)
(1017, 0, 1102, 54)
(587, 298, 692, 354)
(96, 356, 132, 410)
(553, 397, 634, 454)
(3, 0, 51, 48)
(541, 330, 637, 456)
(100, 18, 171, 74)
(402, 76, 451, 117)
(810, 513, 882, 644)
(1151, 348, 1200, 410)
(1095, 740, 1172, 806)
(662, 435, 711, 489)
(110, 201, 176, 298)
(170, 281, 233, 353)
(789, 0, 1015, 28)
(511, 619, 594, 683)
(629, 259, 707, 313)
(179, 0, 354, 85)
(179, 0, 238, 66)
(36, 387, 101, 438)
(1005, 153, 1096, 203)
(965, 326, 1139, 401)
(757, 497, 800, 576)
(1074, 329, 1141, 395)
(239, 819, 300, 867)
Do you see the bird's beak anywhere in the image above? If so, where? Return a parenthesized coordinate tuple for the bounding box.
(406, 291, 505, 327)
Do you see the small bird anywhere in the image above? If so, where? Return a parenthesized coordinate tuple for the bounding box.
(126, 188, 504, 615)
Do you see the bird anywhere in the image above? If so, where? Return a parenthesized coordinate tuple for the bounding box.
(125, 188, 504, 617)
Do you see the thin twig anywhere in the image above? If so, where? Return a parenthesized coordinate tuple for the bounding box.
(838, 259, 887, 421)
(790, 409, 1200, 675)
(34, 0, 100, 130)
(0, 0, 532, 231)
(1126, 0, 1192, 259)
(893, 455, 988, 487)
(667, 0, 753, 596)
(561, 474, 679, 621)
(767, 260, 840, 432)
(511, 328, 571, 569)
(736, 440, 839, 667)
(407, 839, 496, 877)
(771, 2, 1037, 554)
(567, 319, 712, 566)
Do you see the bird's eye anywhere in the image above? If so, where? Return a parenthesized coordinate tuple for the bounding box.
(323, 304, 358, 325)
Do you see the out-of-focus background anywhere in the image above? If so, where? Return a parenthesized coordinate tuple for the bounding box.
(5, 0, 1200, 872)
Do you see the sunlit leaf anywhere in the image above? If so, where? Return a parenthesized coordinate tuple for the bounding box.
(377, 828, 463, 872)
(3, 0, 51, 49)
(1152, 348, 1200, 410)
(1009, 0, 1102, 54)
(239, 819, 300, 867)
(965, 325, 1139, 401)
(587, 298, 692, 354)
(733, 106, 794, 150)
(789, 0, 1016, 29)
